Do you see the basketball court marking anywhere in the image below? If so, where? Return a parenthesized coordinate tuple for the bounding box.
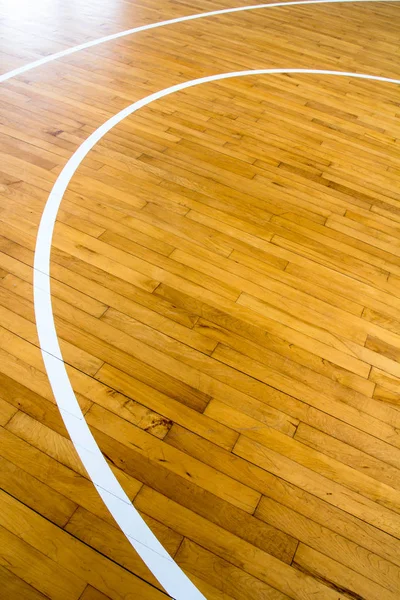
(31, 65, 400, 599)
(1, 0, 399, 597)
(1, 0, 397, 83)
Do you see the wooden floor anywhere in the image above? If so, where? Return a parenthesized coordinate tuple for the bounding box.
(1, 0, 400, 598)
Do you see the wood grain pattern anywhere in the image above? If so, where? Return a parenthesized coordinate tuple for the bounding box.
(1, 0, 400, 597)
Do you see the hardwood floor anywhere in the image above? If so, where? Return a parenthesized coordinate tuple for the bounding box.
(1, 0, 400, 598)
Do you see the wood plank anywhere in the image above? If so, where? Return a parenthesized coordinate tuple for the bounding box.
(256, 496, 400, 594)
(229, 249, 363, 316)
(96, 363, 238, 450)
(170, 245, 368, 345)
(156, 282, 371, 377)
(290, 405, 400, 472)
(80, 415, 295, 562)
(258, 476, 400, 570)
(79, 587, 112, 600)
(295, 423, 400, 491)
(0, 523, 86, 600)
(176, 538, 290, 600)
(293, 544, 398, 600)
(5, 411, 142, 502)
(204, 397, 298, 439)
(0, 565, 49, 600)
(0, 490, 167, 600)
(0, 230, 201, 329)
(212, 344, 400, 445)
(85, 402, 260, 514)
(101, 305, 217, 356)
(0, 292, 105, 377)
(194, 317, 374, 397)
(271, 213, 400, 276)
(0, 454, 77, 528)
(0, 275, 212, 413)
(273, 233, 389, 287)
(362, 306, 400, 336)
(97, 227, 240, 300)
(185, 574, 237, 600)
(65, 506, 181, 591)
(233, 434, 400, 539)
(0, 427, 139, 527)
(133, 486, 345, 600)
(0, 396, 18, 425)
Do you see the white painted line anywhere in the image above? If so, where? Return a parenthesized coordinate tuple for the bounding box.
(0, 0, 398, 83)
(32, 68, 400, 598)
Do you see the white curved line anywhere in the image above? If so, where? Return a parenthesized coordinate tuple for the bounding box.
(0, 0, 398, 83)
(33, 68, 400, 598)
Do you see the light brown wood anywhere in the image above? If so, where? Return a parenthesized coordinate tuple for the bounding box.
(1, 0, 400, 598)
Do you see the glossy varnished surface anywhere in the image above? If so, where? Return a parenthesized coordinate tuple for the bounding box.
(1, 0, 400, 598)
